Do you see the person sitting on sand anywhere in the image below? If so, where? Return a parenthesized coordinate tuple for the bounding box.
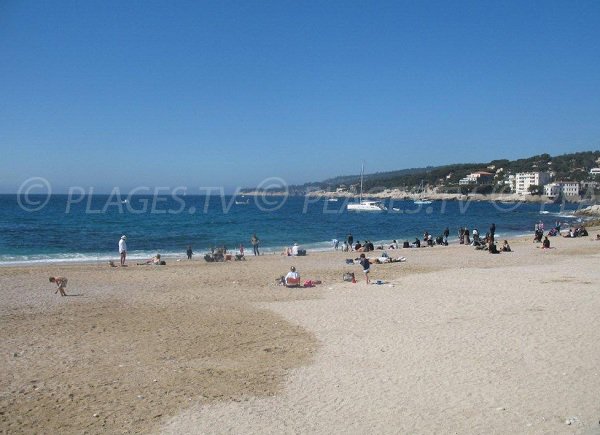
(534, 229, 544, 242)
(49, 276, 68, 296)
(542, 236, 550, 249)
(284, 266, 300, 286)
(472, 228, 480, 245)
(426, 234, 434, 247)
(488, 241, 499, 254)
(595, 234, 600, 241)
(502, 240, 511, 252)
(138, 254, 162, 265)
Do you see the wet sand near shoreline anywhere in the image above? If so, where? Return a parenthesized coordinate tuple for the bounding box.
(2, 231, 600, 434)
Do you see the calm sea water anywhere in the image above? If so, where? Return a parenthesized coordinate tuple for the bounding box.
(0, 194, 582, 264)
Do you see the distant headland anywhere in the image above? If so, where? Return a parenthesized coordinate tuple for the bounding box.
(242, 150, 600, 204)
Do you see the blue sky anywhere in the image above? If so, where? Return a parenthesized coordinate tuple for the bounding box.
(1, 0, 599, 193)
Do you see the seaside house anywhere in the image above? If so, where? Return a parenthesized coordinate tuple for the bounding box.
(544, 181, 580, 199)
(515, 172, 551, 195)
(543, 183, 561, 199)
(590, 168, 600, 176)
(458, 171, 494, 186)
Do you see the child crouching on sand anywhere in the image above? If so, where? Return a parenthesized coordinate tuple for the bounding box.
(49, 276, 68, 296)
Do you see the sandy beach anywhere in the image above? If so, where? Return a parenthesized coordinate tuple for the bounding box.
(2, 232, 600, 434)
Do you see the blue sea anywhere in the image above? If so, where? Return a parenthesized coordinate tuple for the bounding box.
(0, 194, 584, 265)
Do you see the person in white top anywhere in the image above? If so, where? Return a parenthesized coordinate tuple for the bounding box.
(292, 243, 299, 256)
(285, 266, 300, 286)
(119, 235, 127, 266)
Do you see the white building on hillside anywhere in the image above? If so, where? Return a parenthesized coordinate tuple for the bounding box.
(544, 183, 560, 198)
(515, 172, 551, 195)
(458, 171, 494, 185)
(544, 181, 580, 198)
(590, 168, 600, 176)
(506, 174, 516, 192)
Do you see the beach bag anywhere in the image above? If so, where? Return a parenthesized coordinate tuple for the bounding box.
(297, 249, 307, 256)
(403, 241, 410, 248)
(343, 272, 354, 282)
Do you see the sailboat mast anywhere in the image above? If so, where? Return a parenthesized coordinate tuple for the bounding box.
(359, 163, 364, 202)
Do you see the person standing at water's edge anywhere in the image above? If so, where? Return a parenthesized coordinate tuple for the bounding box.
(186, 245, 193, 260)
(119, 235, 127, 266)
(251, 233, 260, 256)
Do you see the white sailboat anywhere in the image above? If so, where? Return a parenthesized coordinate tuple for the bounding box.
(347, 164, 387, 212)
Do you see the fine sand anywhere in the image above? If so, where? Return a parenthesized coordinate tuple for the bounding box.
(2, 232, 600, 434)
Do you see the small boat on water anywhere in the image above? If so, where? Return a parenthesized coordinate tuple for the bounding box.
(327, 198, 339, 202)
(348, 200, 387, 212)
(347, 163, 387, 212)
(235, 196, 249, 205)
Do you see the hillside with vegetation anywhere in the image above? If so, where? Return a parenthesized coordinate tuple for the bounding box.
(242, 150, 600, 195)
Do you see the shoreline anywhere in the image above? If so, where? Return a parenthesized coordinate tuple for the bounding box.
(0, 227, 586, 267)
(242, 190, 591, 205)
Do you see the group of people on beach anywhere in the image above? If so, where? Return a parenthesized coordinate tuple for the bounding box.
(48, 219, 598, 297)
(112, 232, 263, 267)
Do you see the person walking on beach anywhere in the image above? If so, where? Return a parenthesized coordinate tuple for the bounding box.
(119, 235, 127, 266)
(49, 276, 68, 296)
(347, 233, 354, 251)
(251, 233, 260, 256)
(186, 245, 193, 260)
(489, 223, 496, 242)
(359, 253, 371, 284)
